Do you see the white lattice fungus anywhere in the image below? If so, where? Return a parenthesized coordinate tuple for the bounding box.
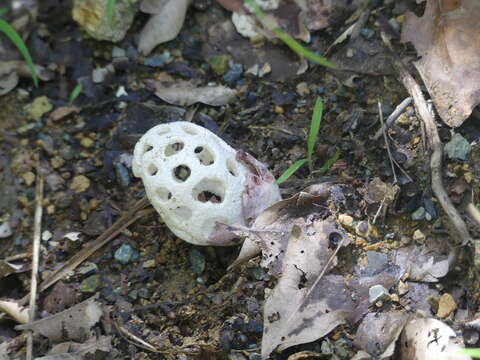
(133, 121, 251, 245)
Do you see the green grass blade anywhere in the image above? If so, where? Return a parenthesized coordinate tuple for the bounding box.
(316, 148, 340, 174)
(69, 83, 83, 104)
(243, 0, 336, 69)
(0, 18, 38, 87)
(0, 8, 9, 16)
(307, 97, 323, 166)
(106, 0, 116, 25)
(273, 30, 337, 69)
(459, 348, 480, 357)
(275, 158, 308, 184)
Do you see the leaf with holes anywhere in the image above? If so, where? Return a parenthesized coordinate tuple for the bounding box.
(229, 191, 333, 271)
(227, 190, 352, 358)
(261, 220, 350, 358)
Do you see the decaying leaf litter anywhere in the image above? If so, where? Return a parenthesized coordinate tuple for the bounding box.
(2, 0, 480, 358)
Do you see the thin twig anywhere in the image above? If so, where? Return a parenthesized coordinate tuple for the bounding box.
(19, 197, 152, 306)
(113, 317, 164, 353)
(378, 101, 398, 184)
(372, 195, 387, 225)
(381, 33, 473, 248)
(248, 125, 294, 136)
(373, 97, 412, 140)
(26, 162, 44, 360)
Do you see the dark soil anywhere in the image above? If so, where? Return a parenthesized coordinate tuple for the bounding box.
(1, 1, 480, 359)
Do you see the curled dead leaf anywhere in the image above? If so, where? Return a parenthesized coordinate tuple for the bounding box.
(401, 0, 480, 127)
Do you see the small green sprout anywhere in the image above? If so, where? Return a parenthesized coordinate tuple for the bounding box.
(106, 0, 117, 25)
(276, 97, 340, 184)
(0, 9, 38, 87)
(242, 0, 336, 69)
(69, 83, 83, 104)
(459, 348, 480, 358)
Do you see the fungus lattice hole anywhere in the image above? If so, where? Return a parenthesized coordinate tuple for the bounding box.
(194, 146, 215, 165)
(183, 125, 198, 135)
(165, 142, 184, 156)
(144, 144, 153, 154)
(147, 163, 158, 176)
(171, 206, 192, 220)
(173, 165, 191, 182)
(193, 178, 225, 204)
(329, 232, 343, 248)
(226, 159, 238, 176)
(157, 187, 172, 201)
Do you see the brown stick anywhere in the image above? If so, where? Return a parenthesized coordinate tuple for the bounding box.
(381, 33, 473, 247)
(19, 196, 152, 306)
(26, 165, 44, 360)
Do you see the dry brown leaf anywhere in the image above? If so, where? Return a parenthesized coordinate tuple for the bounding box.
(230, 192, 331, 270)
(148, 80, 237, 106)
(393, 245, 452, 282)
(401, 0, 480, 127)
(15, 294, 103, 341)
(35, 336, 113, 360)
(354, 311, 410, 358)
(138, 0, 191, 55)
(261, 221, 350, 358)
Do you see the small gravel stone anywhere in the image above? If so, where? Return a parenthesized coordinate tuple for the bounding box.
(138, 288, 150, 299)
(296, 82, 310, 96)
(369, 284, 390, 303)
(189, 248, 206, 275)
(398, 281, 409, 296)
(69, 175, 90, 193)
(114, 242, 137, 264)
(223, 63, 243, 87)
(412, 229, 425, 244)
(112, 46, 126, 58)
(437, 293, 457, 319)
(144, 51, 172, 67)
(79, 274, 100, 293)
(22, 171, 35, 186)
(51, 156, 65, 169)
(351, 350, 372, 360)
(92, 67, 109, 83)
(258, 62, 271, 77)
(41, 230, 52, 241)
(411, 207, 426, 221)
(26, 96, 52, 120)
(128, 290, 138, 299)
(360, 28, 375, 40)
(248, 267, 265, 281)
(0, 222, 12, 238)
(80, 137, 94, 148)
(114, 162, 130, 188)
(143, 259, 156, 268)
(207, 55, 231, 75)
(445, 133, 471, 161)
(338, 214, 354, 230)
